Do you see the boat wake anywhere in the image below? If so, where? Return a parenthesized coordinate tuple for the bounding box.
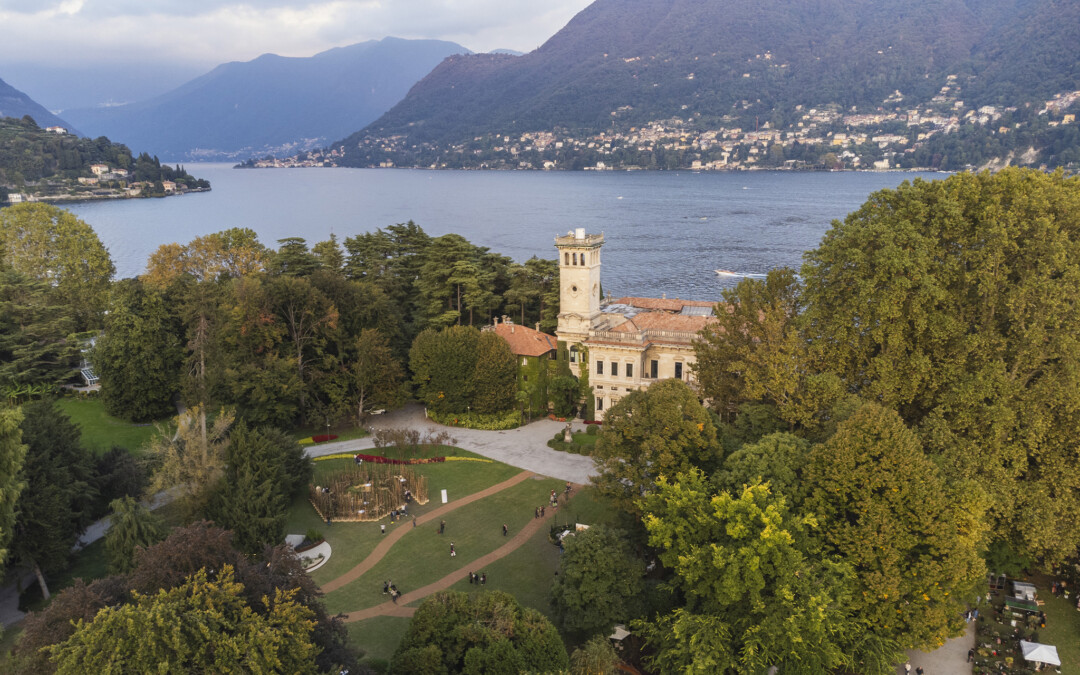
(715, 270, 768, 279)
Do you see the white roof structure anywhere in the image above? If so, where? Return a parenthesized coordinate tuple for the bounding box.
(1020, 641, 1061, 666)
(609, 624, 630, 641)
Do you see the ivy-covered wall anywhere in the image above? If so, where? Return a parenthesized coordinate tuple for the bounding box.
(555, 340, 593, 420)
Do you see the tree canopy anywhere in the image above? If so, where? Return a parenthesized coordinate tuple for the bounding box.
(591, 378, 723, 515)
(0, 203, 114, 329)
(802, 168, 1080, 564)
(551, 525, 645, 637)
(392, 590, 568, 674)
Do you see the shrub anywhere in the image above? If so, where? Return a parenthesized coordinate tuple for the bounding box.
(428, 409, 521, 430)
(586, 424, 599, 435)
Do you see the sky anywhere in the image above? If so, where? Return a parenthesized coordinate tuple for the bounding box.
(0, 0, 594, 108)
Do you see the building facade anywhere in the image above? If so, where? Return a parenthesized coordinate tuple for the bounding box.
(554, 229, 717, 419)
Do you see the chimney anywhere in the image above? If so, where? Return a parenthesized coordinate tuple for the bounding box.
(535, 322, 541, 332)
(662, 292, 667, 299)
(511, 325, 515, 333)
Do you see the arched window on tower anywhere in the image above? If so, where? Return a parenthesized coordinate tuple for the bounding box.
(565, 252, 570, 265)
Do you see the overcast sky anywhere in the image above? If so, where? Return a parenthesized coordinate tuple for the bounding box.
(0, 0, 594, 69)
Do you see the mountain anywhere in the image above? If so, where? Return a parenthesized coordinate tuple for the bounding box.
(337, 0, 1080, 170)
(62, 37, 470, 161)
(0, 77, 77, 133)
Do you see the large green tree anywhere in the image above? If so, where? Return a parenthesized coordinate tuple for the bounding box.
(470, 331, 518, 414)
(409, 325, 480, 414)
(391, 590, 568, 674)
(48, 566, 320, 674)
(0, 407, 27, 576)
(147, 406, 235, 521)
(351, 328, 405, 423)
(12, 400, 97, 600)
(551, 525, 644, 637)
(95, 279, 183, 422)
(0, 266, 78, 392)
(103, 495, 165, 574)
(638, 472, 887, 674)
(591, 378, 723, 515)
(0, 203, 114, 329)
(210, 422, 310, 554)
(805, 402, 985, 652)
(801, 168, 1080, 563)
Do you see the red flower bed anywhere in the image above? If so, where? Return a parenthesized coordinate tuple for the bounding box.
(353, 453, 446, 465)
(584, 420, 603, 425)
(312, 434, 338, 443)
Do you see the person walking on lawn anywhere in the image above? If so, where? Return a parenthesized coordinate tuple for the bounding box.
(439, 520, 446, 534)
(502, 523, 508, 536)
(450, 542, 456, 557)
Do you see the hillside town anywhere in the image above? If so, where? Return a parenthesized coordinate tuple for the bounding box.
(259, 81, 1080, 172)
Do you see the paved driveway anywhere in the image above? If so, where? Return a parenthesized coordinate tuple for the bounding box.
(305, 404, 597, 484)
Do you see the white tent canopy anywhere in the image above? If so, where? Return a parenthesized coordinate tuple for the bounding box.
(1021, 641, 1061, 666)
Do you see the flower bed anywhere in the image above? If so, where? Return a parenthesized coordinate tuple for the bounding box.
(312, 434, 338, 443)
(313, 452, 493, 464)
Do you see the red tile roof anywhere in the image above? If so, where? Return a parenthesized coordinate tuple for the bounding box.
(491, 323, 557, 357)
(610, 311, 716, 334)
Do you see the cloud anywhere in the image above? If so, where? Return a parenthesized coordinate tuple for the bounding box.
(0, 0, 592, 68)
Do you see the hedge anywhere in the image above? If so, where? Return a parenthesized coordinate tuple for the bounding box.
(428, 408, 522, 430)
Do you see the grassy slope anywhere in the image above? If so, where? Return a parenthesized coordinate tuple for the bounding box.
(55, 397, 164, 454)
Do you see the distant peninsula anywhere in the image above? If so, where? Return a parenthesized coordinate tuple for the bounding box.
(0, 115, 210, 205)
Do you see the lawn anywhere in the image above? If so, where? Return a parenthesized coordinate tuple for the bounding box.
(19, 538, 109, 614)
(291, 425, 368, 444)
(289, 454, 524, 586)
(321, 475, 563, 615)
(56, 397, 165, 454)
(440, 486, 624, 618)
(347, 616, 412, 667)
(1035, 578, 1080, 674)
(547, 430, 599, 456)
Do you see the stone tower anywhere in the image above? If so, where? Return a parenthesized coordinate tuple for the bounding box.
(555, 228, 604, 348)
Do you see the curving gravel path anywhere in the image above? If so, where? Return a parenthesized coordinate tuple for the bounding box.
(304, 404, 597, 484)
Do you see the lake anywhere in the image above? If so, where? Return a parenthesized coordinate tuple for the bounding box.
(66, 166, 945, 300)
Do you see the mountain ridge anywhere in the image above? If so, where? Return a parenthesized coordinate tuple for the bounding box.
(0, 77, 77, 134)
(62, 37, 471, 161)
(334, 0, 1080, 170)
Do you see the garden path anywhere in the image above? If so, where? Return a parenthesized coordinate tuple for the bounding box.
(339, 485, 583, 622)
(321, 470, 534, 593)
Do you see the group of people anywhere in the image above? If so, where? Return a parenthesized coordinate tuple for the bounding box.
(468, 571, 487, 585)
(382, 580, 401, 602)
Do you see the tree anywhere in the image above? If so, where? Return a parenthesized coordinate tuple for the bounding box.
(103, 496, 165, 574)
(409, 325, 480, 414)
(0, 407, 27, 575)
(551, 525, 644, 637)
(311, 234, 344, 274)
(638, 471, 876, 674)
(48, 566, 320, 674)
(210, 422, 297, 554)
(0, 266, 78, 389)
(805, 402, 986, 652)
(272, 237, 319, 277)
(470, 331, 517, 414)
(94, 279, 183, 422)
(267, 275, 339, 423)
(0, 203, 114, 329)
(569, 635, 620, 675)
(693, 268, 840, 431)
(591, 379, 722, 515)
(11, 400, 97, 600)
(351, 328, 405, 423)
(147, 406, 235, 520)
(801, 168, 1080, 563)
(143, 228, 269, 287)
(391, 591, 568, 674)
(710, 432, 810, 502)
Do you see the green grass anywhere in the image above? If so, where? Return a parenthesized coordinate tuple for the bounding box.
(287, 454, 523, 587)
(321, 476, 562, 615)
(19, 538, 109, 614)
(547, 431, 598, 456)
(1037, 581, 1080, 674)
(440, 487, 623, 619)
(56, 397, 165, 454)
(347, 616, 412, 665)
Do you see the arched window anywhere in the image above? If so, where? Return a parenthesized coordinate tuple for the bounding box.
(564, 252, 570, 265)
